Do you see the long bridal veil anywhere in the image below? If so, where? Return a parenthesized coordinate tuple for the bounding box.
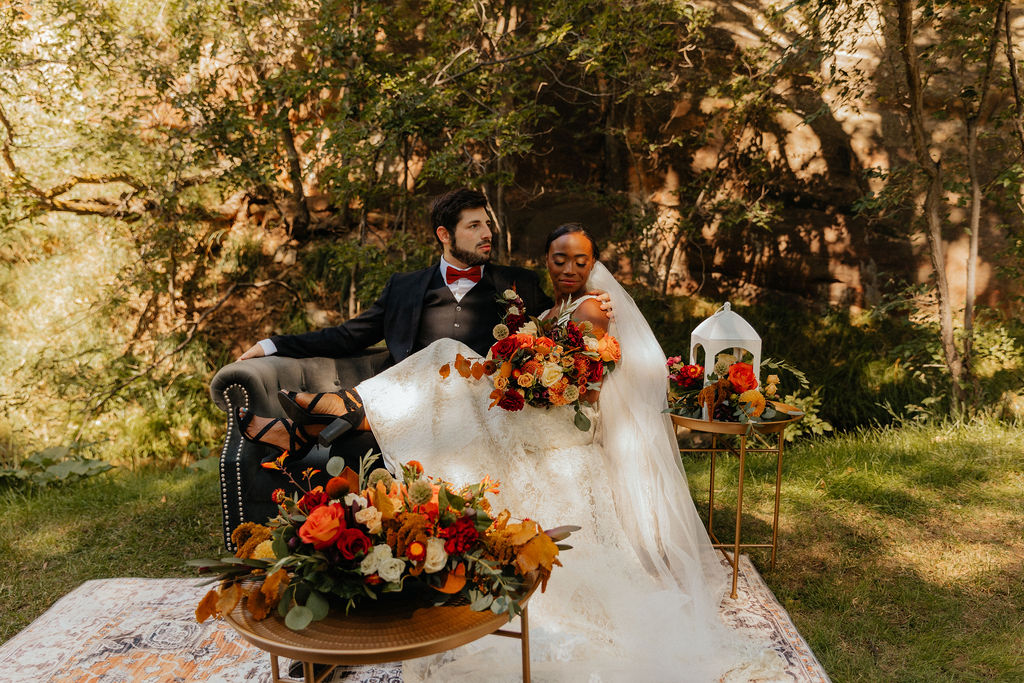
(587, 261, 729, 610)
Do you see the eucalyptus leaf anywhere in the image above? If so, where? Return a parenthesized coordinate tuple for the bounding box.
(285, 604, 314, 631)
(573, 409, 591, 432)
(306, 590, 330, 621)
(326, 456, 345, 477)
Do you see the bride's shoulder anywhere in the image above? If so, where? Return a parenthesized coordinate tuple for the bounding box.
(572, 296, 609, 333)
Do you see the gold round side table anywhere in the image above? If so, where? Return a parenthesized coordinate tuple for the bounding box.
(672, 401, 803, 599)
(225, 578, 539, 683)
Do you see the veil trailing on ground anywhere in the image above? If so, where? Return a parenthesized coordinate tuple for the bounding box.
(587, 261, 729, 611)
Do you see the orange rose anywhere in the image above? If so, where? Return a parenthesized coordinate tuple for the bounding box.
(516, 333, 536, 349)
(597, 334, 621, 363)
(535, 336, 555, 354)
(298, 503, 347, 549)
(727, 362, 758, 393)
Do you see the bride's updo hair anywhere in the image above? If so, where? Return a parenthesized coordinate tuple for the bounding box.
(544, 222, 599, 259)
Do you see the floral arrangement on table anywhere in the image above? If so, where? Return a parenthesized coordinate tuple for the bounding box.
(440, 288, 620, 431)
(666, 354, 801, 423)
(192, 455, 577, 631)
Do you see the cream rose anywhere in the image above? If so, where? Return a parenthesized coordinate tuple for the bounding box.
(767, 374, 780, 385)
(344, 493, 368, 508)
(359, 543, 393, 575)
(540, 362, 564, 388)
(503, 289, 518, 299)
(378, 557, 406, 583)
(517, 372, 536, 387)
(354, 506, 382, 534)
(518, 320, 538, 336)
(423, 537, 449, 573)
(507, 305, 520, 316)
(584, 337, 599, 352)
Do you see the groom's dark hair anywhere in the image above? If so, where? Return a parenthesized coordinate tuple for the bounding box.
(430, 188, 488, 244)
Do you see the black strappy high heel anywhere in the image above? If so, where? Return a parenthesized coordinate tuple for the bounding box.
(276, 390, 366, 447)
(277, 389, 362, 425)
(236, 407, 316, 461)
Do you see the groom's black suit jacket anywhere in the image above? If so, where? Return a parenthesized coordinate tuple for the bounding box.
(270, 262, 552, 366)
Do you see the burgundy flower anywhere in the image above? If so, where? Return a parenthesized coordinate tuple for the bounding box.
(564, 321, 584, 347)
(297, 488, 329, 513)
(438, 517, 480, 554)
(497, 389, 525, 412)
(336, 527, 372, 560)
(587, 358, 604, 383)
(491, 336, 520, 359)
(504, 314, 528, 333)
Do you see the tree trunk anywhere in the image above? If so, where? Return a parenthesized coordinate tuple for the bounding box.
(896, 0, 966, 413)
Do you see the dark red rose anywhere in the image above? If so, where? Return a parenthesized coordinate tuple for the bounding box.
(504, 314, 528, 333)
(438, 517, 480, 554)
(491, 336, 519, 359)
(497, 388, 525, 411)
(588, 358, 604, 383)
(336, 527, 372, 560)
(727, 362, 758, 393)
(564, 321, 584, 347)
(298, 488, 329, 513)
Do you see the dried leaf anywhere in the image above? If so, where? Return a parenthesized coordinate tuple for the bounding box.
(216, 582, 243, 617)
(261, 568, 290, 601)
(247, 586, 272, 620)
(439, 363, 451, 379)
(340, 466, 360, 495)
(375, 481, 395, 521)
(195, 588, 220, 623)
(488, 389, 503, 409)
(471, 362, 485, 380)
(508, 519, 541, 546)
(454, 353, 472, 378)
(514, 533, 560, 576)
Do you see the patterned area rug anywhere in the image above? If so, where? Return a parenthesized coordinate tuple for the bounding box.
(0, 556, 828, 682)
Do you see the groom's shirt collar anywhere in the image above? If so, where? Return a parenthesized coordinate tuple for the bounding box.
(439, 256, 485, 302)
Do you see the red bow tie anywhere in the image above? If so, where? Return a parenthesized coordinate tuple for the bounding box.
(445, 266, 482, 284)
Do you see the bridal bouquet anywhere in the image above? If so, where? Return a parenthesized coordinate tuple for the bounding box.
(667, 355, 786, 423)
(192, 455, 576, 631)
(440, 288, 620, 431)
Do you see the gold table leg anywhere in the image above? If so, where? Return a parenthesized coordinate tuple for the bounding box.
(771, 432, 784, 570)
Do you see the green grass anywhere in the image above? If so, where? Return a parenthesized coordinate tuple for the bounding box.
(0, 466, 222, 642)
(1, 422, 1022, 682)
(683, 419, 1024, 682)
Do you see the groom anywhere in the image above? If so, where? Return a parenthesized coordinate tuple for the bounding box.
(237, 188, 556, 463)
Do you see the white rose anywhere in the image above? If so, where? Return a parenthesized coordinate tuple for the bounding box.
(378, 557, 406, 583)
(423, 537, 449, 574)
(508, 305, 520, 316)
(493, 323, 509, 340)
(562, 385, 580, 403)
(584, 337, 599, 352)
(540, 362, 564, 388)
(359, 543, 393, 575)
(503, 289, 518, 299)
(519, 320, 538, 336)
(344, 493, 368, 508)
(354, 506, 383, 534)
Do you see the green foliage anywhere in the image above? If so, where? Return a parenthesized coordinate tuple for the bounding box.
(0, 447, 113, 488)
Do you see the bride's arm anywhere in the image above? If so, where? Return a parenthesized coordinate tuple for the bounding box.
(572, 298, 610, 403)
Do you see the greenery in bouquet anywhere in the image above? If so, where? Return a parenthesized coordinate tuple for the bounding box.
(191, 454, 576, 631)
(440, 288, 620, 432)
(666, 354, 809, 424)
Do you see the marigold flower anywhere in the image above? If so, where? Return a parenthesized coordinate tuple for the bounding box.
(738, 389, 766, 417)
(271, 489, 287, 504)
(406, 541, 427, 562)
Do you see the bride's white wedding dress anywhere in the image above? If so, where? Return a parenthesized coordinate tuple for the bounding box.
(354, 263, 787, 682)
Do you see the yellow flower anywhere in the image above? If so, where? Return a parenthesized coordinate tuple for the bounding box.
(517, 372, 536, 387)
(767, 374, 780, 385)
(252, 539, 276, 560)
(765, 383, 777, 397)
(738, 389, 766, 417)
(493, 375, 509, 391)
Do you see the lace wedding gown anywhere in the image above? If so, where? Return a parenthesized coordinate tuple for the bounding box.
(355, 265, 787, 682)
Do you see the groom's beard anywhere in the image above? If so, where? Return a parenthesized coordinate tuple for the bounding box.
(449, 239, 492, 266)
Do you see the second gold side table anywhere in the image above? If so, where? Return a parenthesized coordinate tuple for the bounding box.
(672, 402, 803, 599)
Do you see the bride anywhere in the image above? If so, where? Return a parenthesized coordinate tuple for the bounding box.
(242, 224, 785, 681)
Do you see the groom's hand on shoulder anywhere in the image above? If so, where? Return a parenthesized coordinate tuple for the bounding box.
(586, 290, 614, 322)
(238, 343, 266, 361)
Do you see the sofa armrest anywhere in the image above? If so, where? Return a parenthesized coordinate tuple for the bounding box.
(209, 348, 390, 550)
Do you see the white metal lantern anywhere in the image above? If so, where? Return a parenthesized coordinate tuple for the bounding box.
(689, 302, 761, 387)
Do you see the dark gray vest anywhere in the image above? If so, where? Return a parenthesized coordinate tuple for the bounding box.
(414, 269, 500, 356)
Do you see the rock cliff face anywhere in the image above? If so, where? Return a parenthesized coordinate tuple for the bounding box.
(503, 2, 1022, 312)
